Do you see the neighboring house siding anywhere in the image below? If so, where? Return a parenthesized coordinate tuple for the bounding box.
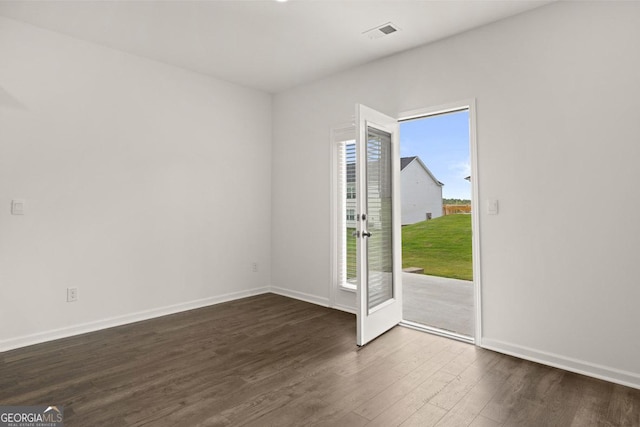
(345, 157, 441, 227)
(401, 159, 443, 225)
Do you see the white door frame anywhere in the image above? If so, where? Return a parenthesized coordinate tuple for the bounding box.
(398, 99, 482, 344)
(329, 121, 358, 314)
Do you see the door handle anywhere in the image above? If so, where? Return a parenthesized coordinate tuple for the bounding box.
(362, 231, 372, 237)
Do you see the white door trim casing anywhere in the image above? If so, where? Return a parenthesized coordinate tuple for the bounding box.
(399, 99, 482, 345)
(329, 99, 481, 345)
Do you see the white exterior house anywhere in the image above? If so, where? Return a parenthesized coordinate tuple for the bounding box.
(400, 156, 444, 225)
(345, 156, 442, 227)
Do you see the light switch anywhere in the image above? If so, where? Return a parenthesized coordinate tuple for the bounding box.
(11, 200, 25, 215)
(487, 199, 498, 215)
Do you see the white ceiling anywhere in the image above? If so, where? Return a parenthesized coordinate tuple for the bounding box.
(0, 0, 553, 93)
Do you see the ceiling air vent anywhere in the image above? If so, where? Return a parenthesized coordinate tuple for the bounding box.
(363, 22, 400, 40)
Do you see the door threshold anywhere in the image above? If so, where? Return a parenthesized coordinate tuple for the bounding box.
(400, 320, 475, 345)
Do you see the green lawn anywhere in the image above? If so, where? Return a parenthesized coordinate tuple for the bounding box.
(345, 214, 472, 281)
(402, 214, 472, 280)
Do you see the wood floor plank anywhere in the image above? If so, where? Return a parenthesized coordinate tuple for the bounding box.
(435, 363, 510, 426)
(354, 346, 455, 420)
(398, 403, 448, 427)
(608, 384, 640, 426)
(1, 293, 639, 427)
(468, 415, 503, 427)
(308, 410, 371, 427)
(428, 352, 500, 412)
(366, 370, 456, 426)
(479, 357, 538, 423)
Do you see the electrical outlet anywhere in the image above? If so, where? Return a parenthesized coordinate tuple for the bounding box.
(11, 200, 25, 215)
(67, 287, 78, 302)
(252, 262, 258, 273)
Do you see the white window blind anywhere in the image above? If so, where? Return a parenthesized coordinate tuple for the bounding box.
(365, 126, 394, 310)
(333, 125, 357, 289)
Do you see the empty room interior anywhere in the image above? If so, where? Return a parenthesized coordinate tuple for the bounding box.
(1, 1, 639, 426)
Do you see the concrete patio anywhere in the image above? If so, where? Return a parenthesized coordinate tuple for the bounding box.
(402, 272, 474, 338)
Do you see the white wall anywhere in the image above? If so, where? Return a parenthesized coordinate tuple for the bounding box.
(401, 160, 443, 224)
(272, 2, 640, 388)
(0, 17, 272, 350)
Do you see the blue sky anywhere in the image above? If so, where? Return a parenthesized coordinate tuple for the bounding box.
(400, 110, 471, 199)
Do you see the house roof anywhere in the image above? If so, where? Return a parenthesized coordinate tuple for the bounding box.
(347, 156, 443, 186)
(400, 156, 444, 186)
(400, 156, 417, 171)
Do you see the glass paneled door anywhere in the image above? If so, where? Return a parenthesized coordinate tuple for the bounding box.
(356, 104, 402, 346)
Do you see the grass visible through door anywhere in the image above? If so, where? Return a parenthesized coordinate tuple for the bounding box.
(346, 213, 472, 281)
(402, 214, 472, 280)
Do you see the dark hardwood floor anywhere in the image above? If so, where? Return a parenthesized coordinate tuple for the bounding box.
(1, 293, 639, 426)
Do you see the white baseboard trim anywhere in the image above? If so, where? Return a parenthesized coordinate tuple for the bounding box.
(481, 338, 640, 390)
(269, 286, 330, 308)
(330, 303, 356, 314)
(0, 287, 270, 352)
